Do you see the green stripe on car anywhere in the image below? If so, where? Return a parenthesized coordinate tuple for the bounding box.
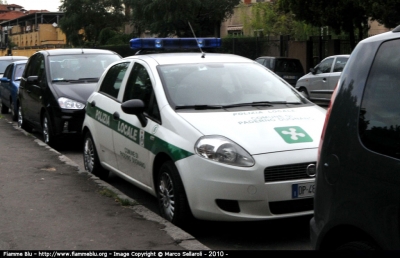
(86, 104, 193, 161)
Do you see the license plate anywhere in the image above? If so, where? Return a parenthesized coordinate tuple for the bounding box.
(292, 182, 315, 198)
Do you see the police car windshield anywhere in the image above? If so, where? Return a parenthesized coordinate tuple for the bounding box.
(159, 63, 306, 109)
(49, 54, 120, 82)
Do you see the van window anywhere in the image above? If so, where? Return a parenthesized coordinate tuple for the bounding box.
(274, 59, 303, 73)
(359, 39, 400, 160)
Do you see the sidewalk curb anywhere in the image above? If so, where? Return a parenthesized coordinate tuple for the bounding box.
(10, 120, 210, 251)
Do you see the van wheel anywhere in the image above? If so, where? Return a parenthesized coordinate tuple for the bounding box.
(336, 241, 379, 250)
(18, 105, 32, 132)
(156, 161, 192, 226)
(0, 100, 8, 114)
(83, 131, 109, 180)
(299, 88, 309, 99)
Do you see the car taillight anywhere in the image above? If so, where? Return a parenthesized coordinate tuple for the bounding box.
(318, 82, 339, 161)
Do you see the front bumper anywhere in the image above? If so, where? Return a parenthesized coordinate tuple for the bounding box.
(51, 108, 86, 136)
(176, 148, 317, 221)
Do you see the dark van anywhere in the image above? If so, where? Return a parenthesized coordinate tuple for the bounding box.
(310, 26, 400, 250)
(255, 56, 304, 87)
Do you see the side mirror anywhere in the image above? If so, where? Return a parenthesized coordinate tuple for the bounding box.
(310, 68, 316, 74)
(27, 75, 39, 83)
(121, 99, 148, 127)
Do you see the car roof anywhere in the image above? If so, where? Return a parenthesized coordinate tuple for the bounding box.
(256, 56, 300, 60)
(37, 48, 119, 56)
(323, 54, 350, 59)
(123, 52, 254, 65)
(0, 56, 28, 60)
(11, 60, 28, 65)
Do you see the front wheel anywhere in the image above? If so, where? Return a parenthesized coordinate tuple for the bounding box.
(42, 112, 58, 147)
(83, 131, 109, 180)
(156, 161, 192, 226)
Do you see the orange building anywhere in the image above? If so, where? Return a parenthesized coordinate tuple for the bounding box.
(0, 3, 66, 57)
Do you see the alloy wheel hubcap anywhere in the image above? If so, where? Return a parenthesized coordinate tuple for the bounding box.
(159, 172, 174, 221)
(43, 117, 49, 143)
(83, 138, 95, 172)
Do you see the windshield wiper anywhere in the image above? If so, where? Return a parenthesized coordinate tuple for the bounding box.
(175, 105, 224, 110)
(175, 101, 302, 110)
(78, 77, 99, 82)
(220, 102, 274, 108)
(260, 101, 303, 105)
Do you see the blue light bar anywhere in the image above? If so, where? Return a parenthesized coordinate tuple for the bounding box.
(129, 38, 221, 51)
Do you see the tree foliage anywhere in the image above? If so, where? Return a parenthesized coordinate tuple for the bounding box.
(366, 0, 400, 29)
(277, 0, 369, 49)
(127, 0, 241, 37)
(59, 0, 125, 47)
(239, 2, 319, 41)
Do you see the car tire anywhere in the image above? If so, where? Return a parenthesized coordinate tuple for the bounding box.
(10, 100, 17, 121)
(336, 241, 379, 250)
(156, 161, 192, 227)
(42, 112, 57, 147)
(83, 131, 109, 180)
(18, 105, 32, 132)
(0, 100, 9, 114)
(299, 88, 309, 99)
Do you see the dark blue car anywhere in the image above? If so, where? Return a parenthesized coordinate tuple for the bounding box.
(0, 60, 28, 121)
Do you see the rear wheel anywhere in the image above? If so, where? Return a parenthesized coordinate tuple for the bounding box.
(156, 161, 192, 226)
(0, 100, 9, 114)
(10, 100, 18, 121)
(83, 131, 109, 180)
(18, 105, 32, 132)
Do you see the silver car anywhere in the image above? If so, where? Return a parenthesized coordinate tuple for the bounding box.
(295, 55, 349, 103)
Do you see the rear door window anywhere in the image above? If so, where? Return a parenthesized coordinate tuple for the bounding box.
(333, 57, 348, 72)
(359, 39, 400, 160)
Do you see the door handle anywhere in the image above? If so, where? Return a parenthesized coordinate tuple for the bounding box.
(113, 112, 120, 120)
(323, 78, 327, 82)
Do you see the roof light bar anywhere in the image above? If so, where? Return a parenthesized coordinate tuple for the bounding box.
(129, 38, 221, 51)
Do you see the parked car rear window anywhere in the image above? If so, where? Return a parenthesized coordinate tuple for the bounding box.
(359, 39, 400, 160)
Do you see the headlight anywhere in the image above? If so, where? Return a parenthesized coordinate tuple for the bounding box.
(195, 136, 255, 167)
(58, 97, 85, 110)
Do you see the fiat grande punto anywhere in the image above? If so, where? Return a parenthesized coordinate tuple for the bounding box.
(82, 38, 326, 226)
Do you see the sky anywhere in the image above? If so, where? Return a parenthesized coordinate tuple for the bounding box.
(7, 0, 62, 12)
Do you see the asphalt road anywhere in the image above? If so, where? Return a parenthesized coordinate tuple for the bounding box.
(2, 114, 314, 251)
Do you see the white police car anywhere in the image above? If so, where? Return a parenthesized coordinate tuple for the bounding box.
(82, 38, 326, 226)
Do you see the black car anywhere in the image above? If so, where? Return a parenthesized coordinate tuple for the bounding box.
(255, 56, 304, 87)
(310, 26, 400, 250)
(18, 49, 121, 146)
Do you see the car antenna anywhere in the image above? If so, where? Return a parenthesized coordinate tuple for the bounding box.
(188, 21, 205, 58)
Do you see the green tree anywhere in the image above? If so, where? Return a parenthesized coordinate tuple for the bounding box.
(277, 0, 369, 49)
(59, 0, 125, 47)
(127, 0, 241, 37)
(239, 2, 319, 40)
(366, 0, 400, 29)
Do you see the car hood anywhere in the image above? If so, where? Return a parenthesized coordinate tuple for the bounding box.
(177, 106, 326, 155)
(51, 82, 97, 104)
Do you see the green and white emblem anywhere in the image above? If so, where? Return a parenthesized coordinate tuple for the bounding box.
(274, 126, 313, 144)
